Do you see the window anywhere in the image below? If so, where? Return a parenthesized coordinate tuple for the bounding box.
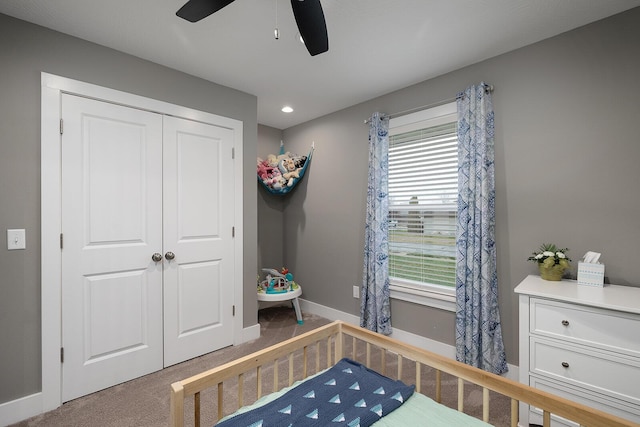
(388, 102, 457, 311)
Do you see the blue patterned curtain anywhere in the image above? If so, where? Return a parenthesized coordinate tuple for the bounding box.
(455, 83, 508, 375)
(360, 112, 392, 335)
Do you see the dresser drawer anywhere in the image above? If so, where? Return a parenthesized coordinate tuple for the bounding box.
(530, 337, 640, 403)
(531, 298, 640, 355)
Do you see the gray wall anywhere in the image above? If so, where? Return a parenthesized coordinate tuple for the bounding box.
(0, 13, 258, 404)
(274, 7, 640, 367)
(257, 125, 285, 271)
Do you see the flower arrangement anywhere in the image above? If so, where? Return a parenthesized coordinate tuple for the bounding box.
(528, 243, 571, 267)
(527, 243, 571, 281)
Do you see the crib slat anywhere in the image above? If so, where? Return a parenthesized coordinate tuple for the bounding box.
(543, 410, 551, 427)
(326, 336, 331, 367)
(315, 341, 320, 372)
(380, 348, 386, 375)
(273, 360, 279, 393)
(397, 354, 402, 380)
(415, 361, 421, 394)
(303, 346, 308, 378)
(510, 398, 518, 427)
(194, 391, 200, 427)
(435, 370, 442, 403)
(238, 373, 244, 408)
(457, 378, 464, 412)
(352, 336, 356, 360)
(482, 387, 489, 422)
(366, 342, 371, 367)
(257, 365, 262, 399)
(288, 353, 294, 386)
(217, 382, 223, 420)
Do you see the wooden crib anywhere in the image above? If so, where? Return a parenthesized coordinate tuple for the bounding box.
(170, 320, 637, 427)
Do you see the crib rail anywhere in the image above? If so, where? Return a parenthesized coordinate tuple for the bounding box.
(170, 322, 341, 427)
(170, 320, 637, 427)
(339, 321, 638, 427)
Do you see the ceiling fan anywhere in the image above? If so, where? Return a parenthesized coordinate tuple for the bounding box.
(176, 0, 329, 56)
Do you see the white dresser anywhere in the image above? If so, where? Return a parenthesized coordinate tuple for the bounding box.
(515, 275, 640, 426)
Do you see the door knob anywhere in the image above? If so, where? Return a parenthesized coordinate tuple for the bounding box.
(152, 253, 162, 262)
(165, 251, 175, 260)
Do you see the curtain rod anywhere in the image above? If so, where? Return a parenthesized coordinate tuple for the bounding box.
(363, 84, 494, 124)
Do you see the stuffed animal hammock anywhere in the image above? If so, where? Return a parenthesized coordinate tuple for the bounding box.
(257, 141, 314, 195)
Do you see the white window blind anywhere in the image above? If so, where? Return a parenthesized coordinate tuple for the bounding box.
(388, 105, 458, 289)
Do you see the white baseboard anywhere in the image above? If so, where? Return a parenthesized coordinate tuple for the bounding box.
(298, 298, 519, 382)
(0, 392, 42, 426)
(299, 298, 360, 325)
(237, 322, 261, 345)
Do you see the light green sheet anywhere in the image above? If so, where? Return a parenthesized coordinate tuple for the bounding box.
(218, 370, 491, 426)
(371, 392, 491, 426)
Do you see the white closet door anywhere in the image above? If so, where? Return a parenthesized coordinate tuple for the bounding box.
(61, 94, 164, 402)
(162, 116, 235, 366)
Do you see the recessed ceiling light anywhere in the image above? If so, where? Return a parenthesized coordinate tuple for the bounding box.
(281, 106, 294, 113)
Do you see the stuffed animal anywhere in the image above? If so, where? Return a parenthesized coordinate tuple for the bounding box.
(257, 158, 276, 180)
(266, 154, 279, 168)
(277, 151, 293, 162)
(266, 151, 293, 168)
(293, 155, 307, 169)
(269, 174, 287, 190)
(279, 158, 300, 186)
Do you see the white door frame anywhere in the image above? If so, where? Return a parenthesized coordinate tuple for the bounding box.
(40, 72, 244, 412)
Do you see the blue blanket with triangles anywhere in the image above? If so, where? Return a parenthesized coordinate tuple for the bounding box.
(215, 358, 415, 427)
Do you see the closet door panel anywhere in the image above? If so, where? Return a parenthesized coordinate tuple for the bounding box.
(61, 94, 164, 402)
(162, 116, 235, 366)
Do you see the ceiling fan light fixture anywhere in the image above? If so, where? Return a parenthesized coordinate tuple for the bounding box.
(281, 106, 294, 113)
(176, 0, 328, 56)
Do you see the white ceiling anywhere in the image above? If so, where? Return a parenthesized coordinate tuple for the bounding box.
(1, 1, 639, 129)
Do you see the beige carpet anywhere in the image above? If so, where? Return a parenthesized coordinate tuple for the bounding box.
(11, 307, 512, 426)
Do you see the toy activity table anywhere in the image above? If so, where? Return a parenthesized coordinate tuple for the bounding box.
(257, 286, 303, 324)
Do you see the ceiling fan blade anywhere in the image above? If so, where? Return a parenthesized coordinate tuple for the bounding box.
(176, 0, 236, 23)
(290, 0, 328, 56)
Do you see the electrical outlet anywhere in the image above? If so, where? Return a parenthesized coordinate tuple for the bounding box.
(353, 285, 359, 299)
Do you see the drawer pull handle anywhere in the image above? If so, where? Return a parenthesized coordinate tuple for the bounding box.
(561, 320, 569, 326)
(561, 361, 570, 368)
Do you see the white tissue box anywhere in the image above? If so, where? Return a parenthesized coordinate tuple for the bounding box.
(577, 262, 605, 287)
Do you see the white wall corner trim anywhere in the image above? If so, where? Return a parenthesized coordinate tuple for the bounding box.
(298, 298, 519, 382)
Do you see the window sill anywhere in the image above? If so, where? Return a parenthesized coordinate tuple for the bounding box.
(389, 281, 456, 312)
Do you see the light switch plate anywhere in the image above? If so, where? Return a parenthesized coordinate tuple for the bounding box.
(7, 229, 26, 250)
